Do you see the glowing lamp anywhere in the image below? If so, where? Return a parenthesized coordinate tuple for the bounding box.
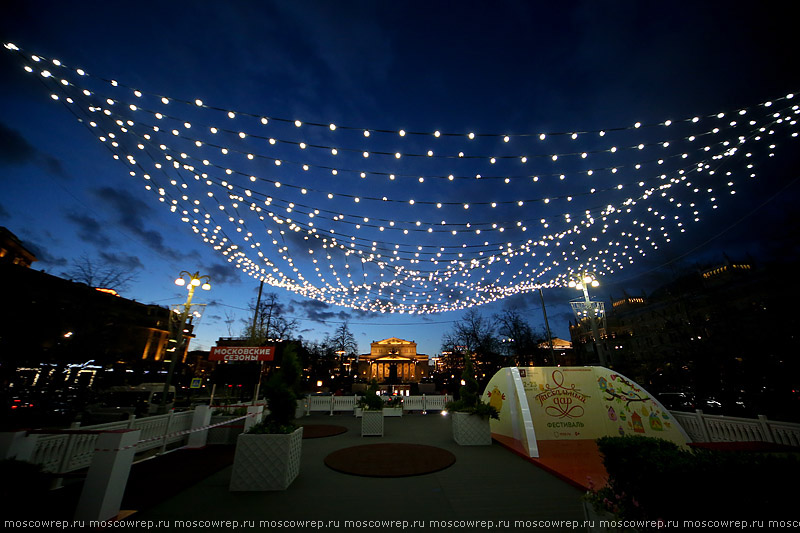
(190, 278, 201, 286)
(201, 283, 211, 291)
(175, 278, 186, 286)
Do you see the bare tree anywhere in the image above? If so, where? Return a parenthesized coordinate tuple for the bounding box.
(441, 309, 501, 381)
(242, 292, 298, 344)
(63, 255, 138, 292)
(223, 309, 237, 337)
(494, 309, 542, 366)
(328, 320, 358, 356)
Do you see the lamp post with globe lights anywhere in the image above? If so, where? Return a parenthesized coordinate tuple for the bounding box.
(568, 272, 607, 367)
(159, 271, 211, 413)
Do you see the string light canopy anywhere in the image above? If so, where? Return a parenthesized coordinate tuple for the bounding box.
(5, 42, 798, 314)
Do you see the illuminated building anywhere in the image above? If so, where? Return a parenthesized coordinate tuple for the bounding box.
(357, 338, 429, 385)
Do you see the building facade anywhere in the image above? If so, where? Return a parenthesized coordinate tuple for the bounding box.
(357, 337, 429, 383)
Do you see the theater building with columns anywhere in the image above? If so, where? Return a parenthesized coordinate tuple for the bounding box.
(358, 338, 429, 386)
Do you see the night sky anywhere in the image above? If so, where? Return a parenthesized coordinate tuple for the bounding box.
(1, 1, 799, 356)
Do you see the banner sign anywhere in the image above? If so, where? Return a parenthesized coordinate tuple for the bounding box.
(209, 346, 275, 362)
(483, 366, 688, 455)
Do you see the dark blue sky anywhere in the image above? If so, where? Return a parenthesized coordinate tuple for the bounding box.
(1, 1, 799, 355)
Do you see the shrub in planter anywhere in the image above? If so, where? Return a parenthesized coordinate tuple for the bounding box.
(230, 346, 304, 491)
(586, 435, 800, 521)
(384, 396, 402, 408)
(445, 354, 499, 420)
(445, 354, 498, 445)
(360, 380, 384, 436)
(357, 380, 384, 410)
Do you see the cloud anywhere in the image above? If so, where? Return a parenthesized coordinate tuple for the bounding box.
(501, 292, 540, 311)
(290, 298, 360, 324)
(91, 186, 185, 260)
(66, 212, 112, 247)
(0, 121, 67, 178)
(204, 262, 241, 285)
(99, 251, 144, 270)
(23, 240, 68, 268)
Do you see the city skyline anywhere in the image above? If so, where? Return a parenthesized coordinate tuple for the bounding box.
(1, 1, 798, 357)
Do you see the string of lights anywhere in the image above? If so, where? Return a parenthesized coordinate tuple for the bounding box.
(5, 42, 798, 314)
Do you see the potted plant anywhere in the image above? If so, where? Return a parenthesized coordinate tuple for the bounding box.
(445, 354, 499, 445)
(360, 380, 385, 436)
(383, 395, 403, 417)
(208, 405, 248, 445)
(229, 345, 304, 491)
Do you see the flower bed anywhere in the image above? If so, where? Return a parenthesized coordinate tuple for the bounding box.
(584, 435, 800, 522)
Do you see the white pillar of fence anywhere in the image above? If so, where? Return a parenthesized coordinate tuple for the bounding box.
(694, 409, 711, 442)
(244, 405, 264, 432)
(158, 411, 175, 455)
(74, 429, 141, 523)
(0, 431, 36, 461)
(186, 405, 212, 448)
(758, 415, 774, 443)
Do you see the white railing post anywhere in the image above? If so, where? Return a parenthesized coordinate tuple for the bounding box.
(695, 409, 711, 442)
(422, 394, 427, 414)
(126, 414, 136, 429)
(757, 415, 774, 443)
(159, 411, 175, 454)
(74, 429, 141, 522)
(305, 395, 310, 416)
(51, 433, 80, 489)
(244, 405, 264, 432)
(0, 431, 36, 461)
(186, 406, 212, 448)
(330, 395, 334, 416)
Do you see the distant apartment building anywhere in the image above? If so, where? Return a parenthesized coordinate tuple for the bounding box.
(569, 257, 798, 411)
(0, 230, 188, 389)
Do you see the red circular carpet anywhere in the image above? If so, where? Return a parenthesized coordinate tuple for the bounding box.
(300, 424, 348, 439)
(324, 443, 456, 477)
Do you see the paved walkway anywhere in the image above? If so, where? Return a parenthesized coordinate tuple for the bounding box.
(134, 413, 587, 532)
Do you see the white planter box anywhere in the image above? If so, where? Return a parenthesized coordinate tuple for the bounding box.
(452, 411, 492, 445)
(229, 427, 303, 491)
(383, 407, 403, 417)
(354, 407, 363, 418)
(361, 410, 384, 436)
(582, 500, 619, 532)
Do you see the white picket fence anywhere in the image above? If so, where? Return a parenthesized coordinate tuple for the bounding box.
(16, 402, 798, 477)
(298, 394, 451, 416)
(23, 410, 195, 474)
(671, 410, 800, 446)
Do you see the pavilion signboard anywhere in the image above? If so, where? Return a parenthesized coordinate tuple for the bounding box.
(209, 346, 276, 362)
(482, 366, 689, 458)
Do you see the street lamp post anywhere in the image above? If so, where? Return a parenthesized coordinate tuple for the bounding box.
(160, 271, 211, 414)
(569, 272, 607, 367)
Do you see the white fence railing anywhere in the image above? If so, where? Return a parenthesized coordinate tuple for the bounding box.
(298, 394, 451, 416)
(24, 410, 196, 474)
(671, 409, 800, 447)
